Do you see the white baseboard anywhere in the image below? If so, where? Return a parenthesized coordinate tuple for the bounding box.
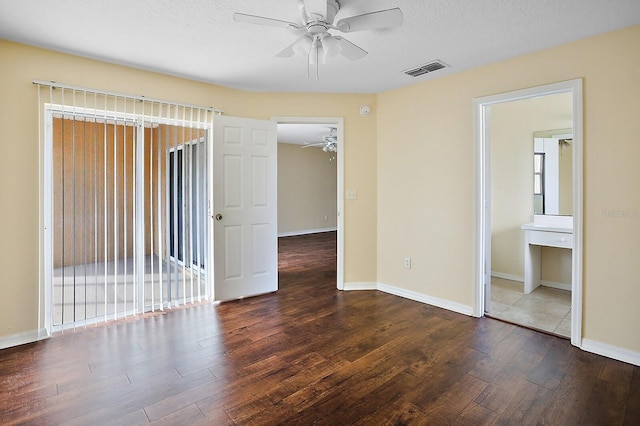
(377, 283, 474, 316)
(343, 282, 639, 367)
(344, 281, 474, 316)
(491, 271, 524, 283)
(541, 280, 572, 291)
(582, 338, 640, 367)
(343, 282, 378, 291)
(492, 272, 571, 292)
(278, 227, 337, 238)
(0, 328, 50, 350)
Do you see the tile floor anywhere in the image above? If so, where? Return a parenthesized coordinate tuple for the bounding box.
(487, 277, 571, 338)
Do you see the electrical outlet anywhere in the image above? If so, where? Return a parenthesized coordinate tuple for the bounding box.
(324, 215, 328, 221)
(404, 257, 411, 269)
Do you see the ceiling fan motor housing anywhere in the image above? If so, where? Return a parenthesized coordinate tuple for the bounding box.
(235, 0, 403, 71)
(309, 24, 328, 34)
(301, 0, 339, 23)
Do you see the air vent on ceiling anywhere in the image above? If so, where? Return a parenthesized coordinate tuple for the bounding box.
(404, 60, 448, 77)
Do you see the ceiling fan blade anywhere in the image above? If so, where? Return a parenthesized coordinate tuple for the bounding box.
(233, 13, 300, 29)
(304, 0, 327, 20)
(334, 37, 368, 61)
(302, 142, 325, 148)
(275, 42, 295, 58)
(276, 34, 313, 58)
(336, 8, 403, 33)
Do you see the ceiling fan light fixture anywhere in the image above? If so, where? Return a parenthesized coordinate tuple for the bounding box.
(292, 34, 313, 58)
(235, 1, 404, 79)
(321, 34, 342, 58)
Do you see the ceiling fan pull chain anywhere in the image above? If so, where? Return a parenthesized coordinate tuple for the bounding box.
(316, 44, 320, 80)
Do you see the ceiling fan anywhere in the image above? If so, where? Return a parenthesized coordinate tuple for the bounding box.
(302, 127, 338, 160)
(233, 0, 403, 78)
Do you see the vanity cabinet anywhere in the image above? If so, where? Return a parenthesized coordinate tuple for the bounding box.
(521, 221, 573, 294)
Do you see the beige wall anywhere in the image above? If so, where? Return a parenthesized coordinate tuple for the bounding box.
(0, 39, 376, 337)
(377, 24, 640, 353)
(2, 24, 639, 356)
(277, 143, 337, 235)
(490, 93, 573, 284)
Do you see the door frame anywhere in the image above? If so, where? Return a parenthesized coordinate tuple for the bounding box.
(167, 144, 186, 265)
(473, 79, 583, 347)
(43, 104, 214, 331)
(166, 137, 207, 271)
(272, 116, 345, 290)
(43, 105, 146, 330)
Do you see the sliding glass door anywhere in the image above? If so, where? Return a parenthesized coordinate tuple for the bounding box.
(45, 97, 212, 330)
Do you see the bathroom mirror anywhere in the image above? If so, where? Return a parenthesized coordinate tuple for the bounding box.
(533, 128, 573, 215)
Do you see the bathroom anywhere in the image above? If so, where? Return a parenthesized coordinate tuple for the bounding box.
(487, 91, 574, 337)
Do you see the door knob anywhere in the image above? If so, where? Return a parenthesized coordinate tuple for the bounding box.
(215, 214, 223, 221)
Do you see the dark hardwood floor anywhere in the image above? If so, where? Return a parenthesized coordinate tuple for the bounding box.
(1, 231, 639, 425)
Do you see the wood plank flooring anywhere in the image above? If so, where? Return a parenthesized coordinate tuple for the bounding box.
(1, 231, 639, 425)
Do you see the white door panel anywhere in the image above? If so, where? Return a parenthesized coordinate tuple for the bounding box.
(213, 116, 277, 301)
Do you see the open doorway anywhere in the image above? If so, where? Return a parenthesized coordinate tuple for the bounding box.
(487, 93, 573, 338)
(274, 118, 344, 290)
(474, 79, 583, 347)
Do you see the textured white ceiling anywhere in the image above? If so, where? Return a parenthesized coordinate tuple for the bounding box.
(0, 0, 639, 93)
(278, 123, 335, 145)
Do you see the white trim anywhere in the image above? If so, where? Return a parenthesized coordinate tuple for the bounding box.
(532, 214, 573, 229)
(43, 103, 212, 129)
(540, 280, 572, 292)
(43, 106, 53, 334)
(33, 80, 223, 114)
(582, 339, 640, 367)
(491, 271, 524, 283)
(135, 120, 146, 313)
(272, 117, 345, 291)
(0, 329, 50, 350)
(343, 282, 378, 291)
(491, 272, 570, 292)
(278, 227, 337, 238)
(41, 102, 214, 330)
(378, 283, 474, 316)
(346, 282, 475, 316)
(570, 80, 584, 348)
(473, 94, 489, 318)
(473, 79, 584, 348)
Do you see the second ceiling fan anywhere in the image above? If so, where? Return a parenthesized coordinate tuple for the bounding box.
(302, 127, 338, 161)
(233, 0, 403, 78)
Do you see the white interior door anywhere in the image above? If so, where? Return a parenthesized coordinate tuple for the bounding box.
(212, 116, 278, 301)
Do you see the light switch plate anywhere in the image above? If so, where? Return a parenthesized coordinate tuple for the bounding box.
(346, 189, 357, 200)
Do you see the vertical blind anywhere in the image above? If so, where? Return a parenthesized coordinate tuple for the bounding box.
(35, 80, 220, 330)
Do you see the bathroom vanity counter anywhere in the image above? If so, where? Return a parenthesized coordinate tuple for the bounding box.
(521, 221, 573, 293)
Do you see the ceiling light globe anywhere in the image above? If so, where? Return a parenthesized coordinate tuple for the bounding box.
(292, 35, 312, 58)
(322, 34, 342, 59)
